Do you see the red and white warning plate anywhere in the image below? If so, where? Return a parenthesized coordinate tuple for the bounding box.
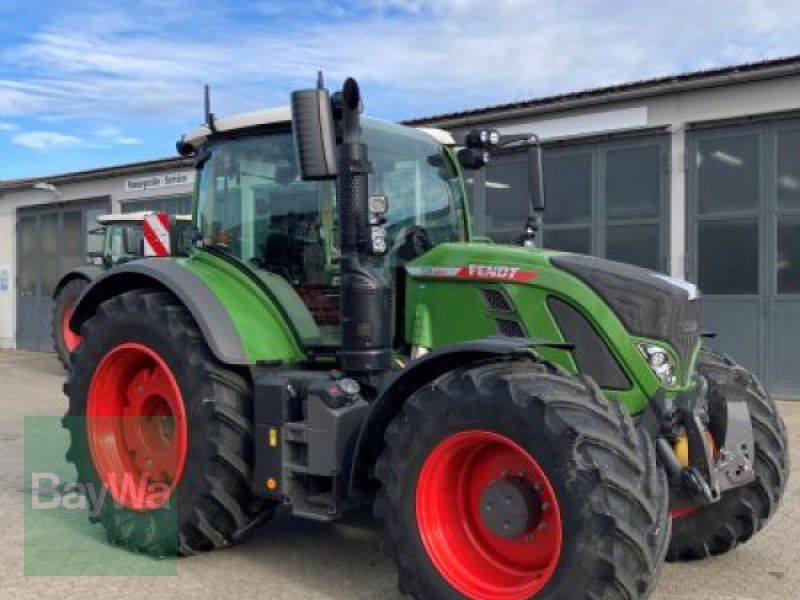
(143, 213, 171, 257)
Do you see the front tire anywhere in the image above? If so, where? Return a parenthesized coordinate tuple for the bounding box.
(52, 278, 89, 369)
(64, 289, 276, 556)
(375, 360, 670, 600)
(667, 350, 790, 561)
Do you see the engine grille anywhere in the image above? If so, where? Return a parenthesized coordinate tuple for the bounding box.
(552, 255, 700, 378)
(480, 288, 514, 313)
(496, 318, 527, 338)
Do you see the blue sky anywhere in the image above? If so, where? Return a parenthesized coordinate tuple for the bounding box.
(1, 0, 799, 179)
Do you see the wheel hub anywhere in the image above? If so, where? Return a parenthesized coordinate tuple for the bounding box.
(416, 430, 563, 600)
(479, 476, 542, 539)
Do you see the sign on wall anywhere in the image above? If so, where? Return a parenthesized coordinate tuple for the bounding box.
(124, 171, 195, 193)
(0, 265, 9, 293)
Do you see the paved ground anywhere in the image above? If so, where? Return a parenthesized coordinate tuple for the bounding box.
(0, 349, 797, 600)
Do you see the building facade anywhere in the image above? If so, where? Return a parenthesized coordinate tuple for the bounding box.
(0, 158, 192, 352)
(408, 57, 800, 398)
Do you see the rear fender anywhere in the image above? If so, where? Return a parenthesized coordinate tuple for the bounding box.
(70, 258, 303, 365)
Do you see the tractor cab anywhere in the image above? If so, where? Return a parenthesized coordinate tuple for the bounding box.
(181, 109, 469, 346)
(92, 212, 192, 267)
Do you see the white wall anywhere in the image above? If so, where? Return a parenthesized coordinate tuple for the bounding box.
(0, 166, 193, 349)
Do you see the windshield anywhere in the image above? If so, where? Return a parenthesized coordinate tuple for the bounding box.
(195, 120, 465, 266)
(194, 119, 466, 338)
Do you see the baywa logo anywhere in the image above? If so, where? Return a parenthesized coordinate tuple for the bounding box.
(31, 472, 172, 517)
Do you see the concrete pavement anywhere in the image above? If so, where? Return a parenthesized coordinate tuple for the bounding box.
(0, 350, 797, 599)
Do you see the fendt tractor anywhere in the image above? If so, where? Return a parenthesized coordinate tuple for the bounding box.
(52, 212, 190, 367)
(63, 76, 789, 600)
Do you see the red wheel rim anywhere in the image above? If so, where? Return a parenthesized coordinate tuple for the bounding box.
(62, 305, 82, 352)
(86, 343, 188, 511)
(416, 430, 563, 600)
(669, 505, 698, 520)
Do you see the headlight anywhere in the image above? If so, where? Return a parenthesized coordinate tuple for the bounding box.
(638, 344, 677, 386)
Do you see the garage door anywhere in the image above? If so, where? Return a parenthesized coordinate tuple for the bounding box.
(687, 119, 800, 398)
(16, 199, 109, 351)
(470, 134, 670, 272)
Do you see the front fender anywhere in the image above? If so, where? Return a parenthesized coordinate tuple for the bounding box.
(70, 255, 304, 365)
(349, 337, 546, 495)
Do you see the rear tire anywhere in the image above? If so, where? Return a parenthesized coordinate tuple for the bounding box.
(667, 350, 789, 561)
(52, 278, 89, 369)
(64, 289, 276, 556)
(375, 359, 670, 600)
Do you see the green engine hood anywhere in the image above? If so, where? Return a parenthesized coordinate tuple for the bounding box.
(403, 242, 701, 414)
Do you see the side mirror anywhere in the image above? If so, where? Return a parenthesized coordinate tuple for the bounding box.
(291, 76, 338, 180)
(527, 143, 545, 212)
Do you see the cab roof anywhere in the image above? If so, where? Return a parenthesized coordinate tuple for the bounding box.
(180, 106, 455, 150)
(96, 212, 192, 225)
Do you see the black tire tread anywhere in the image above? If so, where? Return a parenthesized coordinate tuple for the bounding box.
(63, 288, 275, 556)
(52, 277, 90, 369)
(375, 359, 670, 600)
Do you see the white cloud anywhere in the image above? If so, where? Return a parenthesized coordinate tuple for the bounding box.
(95, 125, 141, 145)
(1, 0, 800, 124)
(11, 131, 83, 150)
(0, 122, 18, 131)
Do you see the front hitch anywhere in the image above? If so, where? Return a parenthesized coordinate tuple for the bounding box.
(639, 379, 756, 509)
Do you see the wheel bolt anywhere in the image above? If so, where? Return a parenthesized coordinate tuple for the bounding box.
(501, 469, 509, 477)
(533, 482, 542, 492)
(145, 458, 153, 469)
(541, 502, 551, 512)
(525, 534, 534, 543)
(538, 522, 548, 532)
(137, 386, 144, 394)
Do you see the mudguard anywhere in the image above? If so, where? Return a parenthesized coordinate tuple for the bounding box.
(69, 258, 297, 365)
(53, 265, 104, 298)
(349, 337, 562, 494)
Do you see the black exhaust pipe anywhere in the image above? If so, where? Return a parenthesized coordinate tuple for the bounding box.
(336, 79, 393, 375)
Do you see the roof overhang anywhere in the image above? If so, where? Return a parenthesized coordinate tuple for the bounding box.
(405, 56, 800, 128)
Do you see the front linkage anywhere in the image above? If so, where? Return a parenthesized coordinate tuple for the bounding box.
(639, 375, 755, 513)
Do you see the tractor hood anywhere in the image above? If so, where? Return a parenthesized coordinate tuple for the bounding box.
(549, 254, 701, 377)
(405, 242, 558, 284)
(405, 243, 701, 388)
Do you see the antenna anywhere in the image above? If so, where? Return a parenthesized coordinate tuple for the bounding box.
(317, 70, 325, 90)
(204, 84, 217, 133)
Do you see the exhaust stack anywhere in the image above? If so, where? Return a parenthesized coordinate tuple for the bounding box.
(291, 76, 392, 375)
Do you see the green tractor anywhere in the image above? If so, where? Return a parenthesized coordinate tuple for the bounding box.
(64, 76, 788, 600)
(52, 212, 190, 367)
